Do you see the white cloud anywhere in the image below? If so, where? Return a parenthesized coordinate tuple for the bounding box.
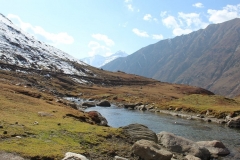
(132, 28, 149, 37)
(162, 16, 179, 28)
(178, 12, 208, 28)
(88, 41, 112, 57)
(143, 14, 152, 21)
(92, 34, 114, 46)
(127, 4, 134, 12)
(152, 34, 164, 40)
(7, 14, 74, 45)
(193, 3, 204, 8)
(173, 28, 192, 36)
(160, 11, 167, 17)
(124, 0, 132, 3)
(208, 4, 240, 23)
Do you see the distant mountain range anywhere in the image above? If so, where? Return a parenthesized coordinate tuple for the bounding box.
(102, 18, 240, 97)
(81, 51, 128, 68)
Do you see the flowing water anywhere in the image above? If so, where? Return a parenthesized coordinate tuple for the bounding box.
(68, 98, 240, 158)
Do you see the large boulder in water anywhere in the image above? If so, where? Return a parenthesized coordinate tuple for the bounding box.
(132, 139, 173, 160)
(197, 140, 230, 156)
(87, 111, 108, 126)
(97, 100, 111, 107)
(157, 131, 210, 160)
(82, 102, 96, 107)
(121, 123, 158, 143)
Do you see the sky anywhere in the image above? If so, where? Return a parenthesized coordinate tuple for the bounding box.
(0, 1, 240, 59)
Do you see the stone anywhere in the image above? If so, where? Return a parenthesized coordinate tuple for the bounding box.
(197, 140, 230, 156)
(62, 152, 88, 160)
(121, 123, 158, 143)
(97, 100, 111, 107)
(87, 111, 108, 126)
(114, 156, 128, 160)
(82, 102, 96, 107)
(132, 139, 172, 160)
(37, 111, 53, 117)
(0, 151, 25, 160)
(157, 131, 210, 160)
(185, 155, 201, 160)
(227, 116, 240, 128)
(124, 104, 136, 109)
(135, 105, 146, 111)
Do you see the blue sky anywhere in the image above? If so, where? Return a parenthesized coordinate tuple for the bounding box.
(0, 0, 240, 59)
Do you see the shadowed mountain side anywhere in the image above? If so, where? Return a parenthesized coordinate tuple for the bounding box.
(102, 18, 240, 97)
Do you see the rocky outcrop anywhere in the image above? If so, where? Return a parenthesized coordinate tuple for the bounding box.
(157, 131, 210, 160)
(121, 124, 158, 143)
(227, 116, 240, 128)
(62, 152, 88, 160)
(197, 140, 230, 156)
(97, 100, 111, 107)
(87, 111, 108, 126)
(124, 104, 136, 110)
(132, 140, 172, 160)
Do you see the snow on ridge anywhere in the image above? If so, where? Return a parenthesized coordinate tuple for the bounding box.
(0, 13, 88, 76)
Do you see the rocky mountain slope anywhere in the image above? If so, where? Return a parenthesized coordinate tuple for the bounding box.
(0, 13, 91, 77)
(102, 18, 240, 97)
(81, 50, 128, 68)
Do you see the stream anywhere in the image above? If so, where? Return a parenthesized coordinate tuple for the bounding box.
(68, 98, 240, 159)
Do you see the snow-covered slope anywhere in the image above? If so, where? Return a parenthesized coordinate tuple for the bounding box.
(81, 51, 128, 68)
(0, 13, 89, 76)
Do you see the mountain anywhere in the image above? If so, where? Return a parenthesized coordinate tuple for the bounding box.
(81, 51, 128, 68)
(0, 13, 159, 86)
(0, 13, 93, 77)
(102, 18, 240, 97)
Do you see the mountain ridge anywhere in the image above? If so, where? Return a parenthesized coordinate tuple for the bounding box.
(102, 18, 240, 97)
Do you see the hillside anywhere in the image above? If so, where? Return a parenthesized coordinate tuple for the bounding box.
(81, 51, 128, 68)
(102, 18, 240, 97)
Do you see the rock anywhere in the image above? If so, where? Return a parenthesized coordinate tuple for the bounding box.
(82, 102, 96, 107)
(157, 131, 210, 160)
(121, 123, 158, 143)
(114, 156, 128, 160)
(3, 131, 7, 134)
(0, 125, 3, 128)
(33, 121, 39, 125)
(185, 155, 201, 160)
(0, 151, 25, 160)
(227, 116, 240, 128)
(132, 140, 172, 160)
(16, 136, 22, 139)
(135, 105, 146, 111)
(97, 100, 111, 107)
(197, 140, 230, 156)
(62, 152, 88, 160)
(87, 111, 108, 126)
(124, 104, 136, 109)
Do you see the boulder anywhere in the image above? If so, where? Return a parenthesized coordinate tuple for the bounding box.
(197, 140, 230, 156)
(62, 152, 88, 160)
(87, 111, 108, 126)
(185, 155, 201, 160)
(132, 140, 172, 160)
(157, 131, 210, 160)
(97, 100, 111, 107)
(227, 116, 240, 128)
(114, 156, 128, 160)
(121, 123, 158, 143)
(82, 102, 96, 107)
(0, 152, 25, 160)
